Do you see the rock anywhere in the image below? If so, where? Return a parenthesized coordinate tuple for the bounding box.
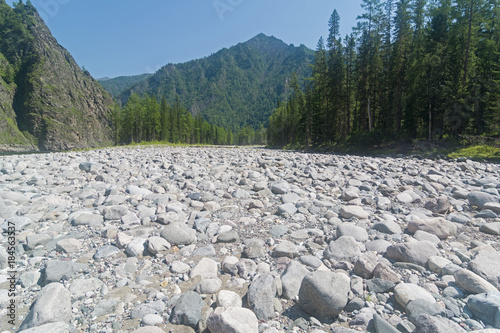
(323, 236, 362, 262)
(19, 271, 42, 288)
(207, 307, 259, 333)
(272, 240, 299, 258)
(385, 241, 439, 266)
(18, 283, 71, 330)
(26, 234, 51, 250)
(93, 245, 121, 260)
(469, 250, 500, 290)
(281, 261, 310, 300)
(373, 262, 401, 283)
(337, 224, 369, 242)
(271, 182, 290, 194)
(365, 239, 392, 253)
(43, 260, 86, 284)
(160, 222, 196, 246)
(484, 202, 500, 213)
(373, 220, 402, 235)
(146, 236, 171, 255)
(454, 268, 498, 294)
(69, 278, 103, 298)
(339, 205, 370, 219)
(196, 278, 223, 294)
(353, 253, 378, 278)
(131, 327, 166, 333)
(55, 238, 82, 254)
(298, 271, 350, 320)
(373, 314, 400, 333)
(468, 191, 498, 209)
(190, 257, 218, 280)
(236, 259, 257, 280)
(394, 283, 436, 308)
(413, 230, 441, 245)
(217, 290, 242, 308)
(125, 237, 146, 257)
(406, 299, 447, 325)
(92, 298, 119, 317)
(171, 291, 204, 328)
(407, 217, 457, 239)
(103, 205, 129, 220)
(350, 307, 376, 328)
(427, 256, 452, 274)
(70, 211, 104, 227)
(217, 230, 239, 243)
(278, 203, 297, 215)
(467, 292, 500, 329)
(366, 278, 395, 293)
(247, 274, 276, 320)
(424, 196, 451, 214)
(142, 314, 164, 326)
(480, 222, 500, 235)
(243, 239, 265, 259)
(414, 314, 467, 333)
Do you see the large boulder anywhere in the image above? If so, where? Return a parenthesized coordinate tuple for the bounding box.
(298, 271, 350, 320)
(467, 292, 500, 329)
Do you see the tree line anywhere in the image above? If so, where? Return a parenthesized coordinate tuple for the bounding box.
(268, 0, 500, 148)
(112, 93, 267, 146)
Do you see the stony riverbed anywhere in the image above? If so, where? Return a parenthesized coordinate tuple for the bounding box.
(1, 146, 500, 333)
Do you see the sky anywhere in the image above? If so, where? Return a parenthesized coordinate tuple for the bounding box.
(6, 0, 363, 79)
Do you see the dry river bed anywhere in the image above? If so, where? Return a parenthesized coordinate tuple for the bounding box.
(0, 146, 500, 333)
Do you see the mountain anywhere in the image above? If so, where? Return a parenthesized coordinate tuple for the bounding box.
(0, 1, 114, 151)
(98, 73, 152, 98)
(120, 33, 314, 130)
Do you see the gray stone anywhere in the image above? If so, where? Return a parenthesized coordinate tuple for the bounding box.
(323, 236, 361, 262)
(160, 222, 196, 246)
(70, 212, 104, 226)
(92, 298, 119, 317)
(217, 230, 239, 243)
(299, 255, 323, 269)
(484, 202, 500, 213)
(142, 314, 163, 326)
(217, 290, 242, 308)
(207, 307, 259, 333)
(103, 205, 129, 220)
(394, 283, 436, 308)
(93, 245, 121, 260)
(469, 250, 500, 290)
(281, 261, 310, 300)
(298, 271, 350, 320)
(55, 238, 82, 254)
(236, 259, 257, 280)
(282, 193, 300, 204)
(43, 260, 86, 284)
(278, 203, 297, 216)
(19, 271, 41, 288)
(131, 326, 166, 333)
(339, 205, 370, 219)
(468, 191, 498, 209)
(373, 220, 402, 235)
(190, 257, 218, 280)
(130, 304, 157, 319)
(170, 291, 205, 328)
(146, 236, 171, 255)
(69, 278, 103, 298)
(467, 292, 500, 329)
(272, 240, 299, 258)
(269, 225, 289, 237)
(406, 299, 447, 325)
(337, 224, 369, 242)
(480, 222, 500, 235)
(193, 244, 216, 257)
(413, 230, 441, 245)
(196, 278, 222, 294)
(26, 234, 52, 250)
(366, 278, 395, 293)
(373, 314, 400, 333)
(385, 241, 439, 266)
(19, 283, 71, 331)
(407, 218, 457, 239)
(365, 239, 392, 253)
(353, 253, 378, 278)
(373, 262, 402, 283)
(414, 314, 466, 333)
(247, 274, 276, 320)
(17, 322, 74, 333)
(454, 268, 498, 294)
(271, 182, 290, 194)
(243, 239, 265, 259)
(350, 307, 376, 328)
(125, 237, 146, 257)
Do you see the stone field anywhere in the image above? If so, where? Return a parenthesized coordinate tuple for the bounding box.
(1, 146, 500, 333)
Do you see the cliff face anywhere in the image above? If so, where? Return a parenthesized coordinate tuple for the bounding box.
(0, 1, 113, 151)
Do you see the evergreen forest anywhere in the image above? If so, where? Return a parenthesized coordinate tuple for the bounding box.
(267, 0, 500, 148)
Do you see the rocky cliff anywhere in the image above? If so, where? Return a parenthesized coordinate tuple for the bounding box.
(0, 1, 113, 151)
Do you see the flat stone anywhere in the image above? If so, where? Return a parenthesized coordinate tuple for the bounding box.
(217, 230, 239, 243)
(414, 314, 467, 333)
(373, 314, 400, 333)
(94, 245, 121, 260)
(323, 236, 361, 262)
(366, 278, 395, 293)
(406, 299, 447, 325)
(469, 250, 500, 290)
(43, 260, 86, 284)
(407, 217, 457, 239)
(17, 322, 73, 333)
(339, 205, 370, 219)
(92, 298, 119, 317)
(125, 237, 146, 257)
(337, 224, 369, 242)
(427, 256, 453, 274)
(196, 278, 222, 294)
(278, 202, 297, 215)
(69, 278, 103, 298)
(454, 268, 498, 294)
(385, 241, 439, 266)
(480, 222, 500, 235)
(18, 283, 71, 330)
(272, 240, 299, 258)
(394, 283, 436, 309)
(103, 205, 129, 220)
(146, 236, 171, 255)
(160, 222, 196, 246)
(468, 191, 498, 209)
(55, 238, 82, 254)
(207, 307, 259, 333)
(373, 220, 402, 235)
(247, 274, 276, 320)
(281, 261, 310, 300)
(190, 257, 218, 280)
(217, 290, 242, 308)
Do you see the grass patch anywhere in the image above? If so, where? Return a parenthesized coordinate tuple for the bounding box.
(448, 145, 500, 161)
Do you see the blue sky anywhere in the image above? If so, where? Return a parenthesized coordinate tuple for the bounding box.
(7, 1, 363, 78)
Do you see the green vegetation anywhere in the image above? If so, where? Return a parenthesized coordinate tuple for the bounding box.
(114, 93, 267, 146)
(448, 145, 500, 161)
(98, 73, 152, 98)
(267, 0, 500, 150)
(120, 33, 314, 131)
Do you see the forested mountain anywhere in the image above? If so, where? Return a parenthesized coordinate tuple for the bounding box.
(268, 0, 500, 148)
(120, 33, 314, 130)
(0, 0, 114, 151)
(98, 74, 152, 98)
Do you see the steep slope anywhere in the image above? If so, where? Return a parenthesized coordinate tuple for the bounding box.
(98, 73, 152, 98)
(0, 1, 114, 151)
(121, 33, 314, 129)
